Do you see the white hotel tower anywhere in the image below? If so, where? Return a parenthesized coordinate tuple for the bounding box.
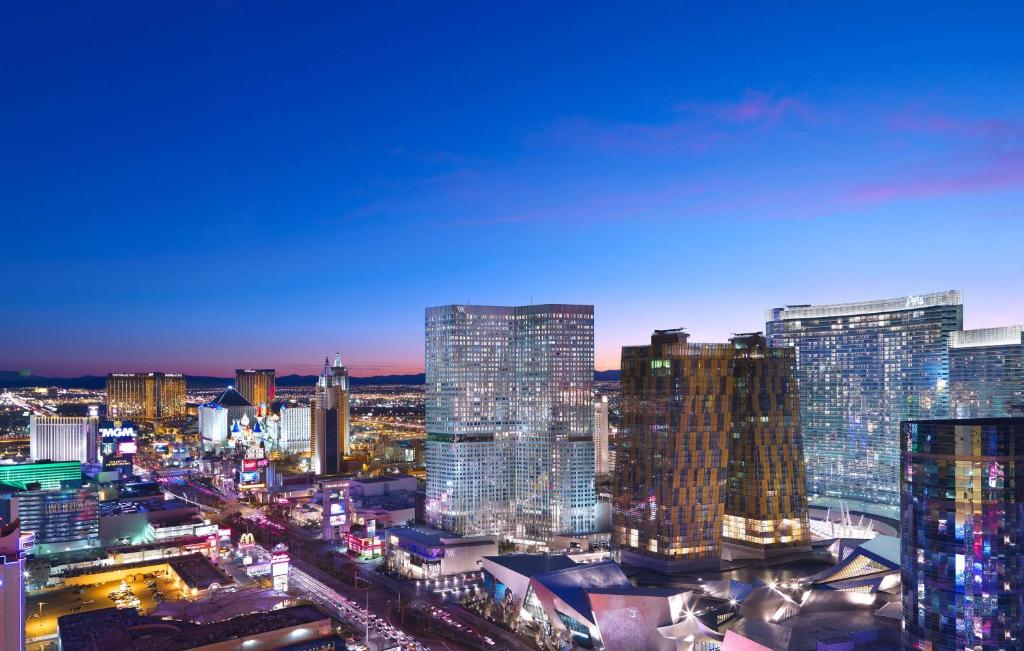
(425, 304, 597, 544)
(29, 415, 98, 464)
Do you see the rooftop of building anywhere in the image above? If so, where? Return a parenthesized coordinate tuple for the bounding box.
(949, 325, 1024, 348)
(105, 535, 210, 558)
(57, 604, 330, 651)
(354, 494, 417, 511)
(766, 289, 962, 321)
(858, 535, 900, 566)
(351, 473, 416, 484)
(0, 459, 82, 469)
(388, 525, 494, 546)
(483, 553, 578, 577)
(167, 552, 234, 590)
(532, 560, 632, 624)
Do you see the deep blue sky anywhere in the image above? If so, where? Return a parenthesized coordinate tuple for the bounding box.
(3, 2, 1023, 375)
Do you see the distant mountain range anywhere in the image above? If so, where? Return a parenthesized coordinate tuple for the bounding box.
(0, 369, 621, 389)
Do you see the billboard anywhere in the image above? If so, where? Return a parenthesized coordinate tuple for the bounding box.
(100, 421, 137, 471)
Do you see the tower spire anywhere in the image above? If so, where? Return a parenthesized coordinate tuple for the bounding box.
(334, 351, 342, 368)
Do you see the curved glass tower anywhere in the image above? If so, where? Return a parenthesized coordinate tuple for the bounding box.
(767, 291, 963, 505)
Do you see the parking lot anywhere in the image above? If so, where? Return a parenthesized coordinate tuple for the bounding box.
(27, 572, 187, 639)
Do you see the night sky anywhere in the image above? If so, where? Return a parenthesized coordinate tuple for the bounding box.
(4, 3, 1023, 376)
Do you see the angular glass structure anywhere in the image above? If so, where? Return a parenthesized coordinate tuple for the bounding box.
(950, 326, 1024, 418)
(425, 304, 596, 543)
(766, 291, 963, 505)
(901, 418, 1024, 650)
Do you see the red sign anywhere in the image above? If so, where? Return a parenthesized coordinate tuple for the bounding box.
(242, 459, 269, 471)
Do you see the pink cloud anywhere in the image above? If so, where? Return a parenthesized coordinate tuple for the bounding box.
(537, 91, 815, 154)
(538, 116, 721, 154)
(890, 110, 1023, 142)
(680, 90, 816, 126)
(849, 108, 1024, 204)
(851, 151, 1024, 203)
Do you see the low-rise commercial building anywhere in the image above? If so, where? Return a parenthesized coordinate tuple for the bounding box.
(57, 604, 334, 651)
(384, 525, 498, 579)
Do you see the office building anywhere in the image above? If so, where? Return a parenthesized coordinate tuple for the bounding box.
(4, 485, 100, 555)
(614, 330, 809, 572)
(278, 404, 312, 454)
(0, 521, 26, 651)
(106, 372, 186, 421)
(312, 353, 350, 475)
(901, 417, 1024, 649)
(29, 415, 97, 464)
(766, 291, 963, 505)
(425, 304, 596, 543)
(949, 325, 1024, 418)
(0, 460, 82, 491)
(234, 368, 276, 408)
(594, 396, 611, 475)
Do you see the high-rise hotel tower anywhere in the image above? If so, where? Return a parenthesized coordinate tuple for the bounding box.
(767, 291, 962, 505)
(312, 354, 349, 475)
(425, 304, 597, 543)
(901, 417, 1024, 649)
(949, 326, 1024, 418)
(235, 369, 276, 409)
(614, 330, 809, 572)
(106, 372, 186, 421)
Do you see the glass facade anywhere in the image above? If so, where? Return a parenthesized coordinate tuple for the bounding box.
(901, 418, 1024, 650)
(14, 486, 100, 555)
(235, 369, 276, 408)
(106, 372, 186, 421)
(950, 326, 1024, 418)
(614, 330, 809, 572)
(766, 291, 963, 505)
(312, 355, 350, 474)
(425, 304, 596, 542)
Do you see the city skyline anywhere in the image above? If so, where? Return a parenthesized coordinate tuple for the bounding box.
(4, 3, 1024, 376)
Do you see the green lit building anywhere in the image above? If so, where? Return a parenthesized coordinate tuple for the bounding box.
(0, 460, 82, 490)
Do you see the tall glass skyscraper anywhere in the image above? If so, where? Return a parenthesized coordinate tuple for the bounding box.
(425, 304, 596, 543)
(766, 291, 963, 505)
(950, 326, 1024, 418)
(901, 417, 1024, 650)
(614, 330, 808, 573)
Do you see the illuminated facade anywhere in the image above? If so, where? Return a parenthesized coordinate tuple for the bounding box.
(29, 415, 97, 464)
(106, 372, 186, 421)
(766, 291, 963, 505)
(901, 417, 1024, 650)
(0, 461, 82, 491)
(312, 354, 349, 475)
(278, 404, 312, 455)
(594, 396, 611, 475)
(949, 326, 1024, 418)
(614, 330, 809, 572)
(235, 368, 276, 408)
(0, 521, 26, 651)
(9, 486, 100, 555)
(425, 304, 596, 542)
(723, 333, 810, 556)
